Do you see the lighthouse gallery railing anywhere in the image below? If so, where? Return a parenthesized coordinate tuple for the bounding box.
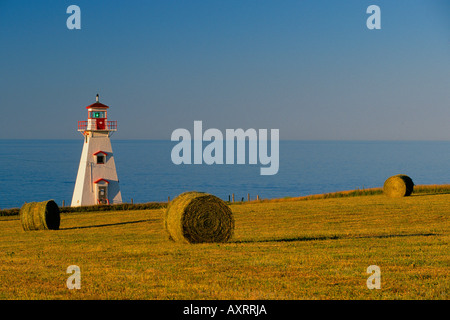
(77, 121, 117, 131)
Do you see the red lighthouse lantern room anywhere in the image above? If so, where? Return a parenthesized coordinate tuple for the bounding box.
(77, 94, 117, 134)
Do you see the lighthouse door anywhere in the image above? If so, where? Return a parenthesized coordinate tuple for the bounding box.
(96, 118, 106, 130)
(98, 186, 108, 204)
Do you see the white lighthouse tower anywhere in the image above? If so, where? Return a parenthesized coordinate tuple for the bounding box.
(71, 95, 122, 207)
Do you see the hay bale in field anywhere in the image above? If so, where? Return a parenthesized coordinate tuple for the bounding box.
(383, 174, 414, 198)
(164, 191, 234, 243)
(19, 200, 60, 231)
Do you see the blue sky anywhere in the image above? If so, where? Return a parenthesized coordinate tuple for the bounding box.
(0, 0, 449, 140)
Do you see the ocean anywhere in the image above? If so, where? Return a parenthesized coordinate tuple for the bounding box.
(1, 139, 449, 209)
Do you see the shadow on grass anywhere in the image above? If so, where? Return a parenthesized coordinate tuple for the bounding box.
(0, 218, 20, 222)
(410, 192, 450, 197)
(60, 219, 156, 230)
(233, 232, 438, 244)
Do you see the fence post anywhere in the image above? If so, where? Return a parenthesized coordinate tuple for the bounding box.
(232, 194, 235, 203)
(247, 193, 250, 202)
(257, 195, 260, 201)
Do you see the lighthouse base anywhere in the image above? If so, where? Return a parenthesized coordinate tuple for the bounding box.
(71, 132, 122, 207)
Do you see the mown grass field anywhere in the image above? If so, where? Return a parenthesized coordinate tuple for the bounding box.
(0, 191, 448, 299)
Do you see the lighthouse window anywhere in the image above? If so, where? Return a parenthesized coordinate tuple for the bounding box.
(97, 155, 105, 164)
(89, 111, 105, 118)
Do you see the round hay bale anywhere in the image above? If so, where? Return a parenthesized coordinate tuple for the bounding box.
(19, 200, 60, 231)
(383, 174, 414, 198)
(164, 191, 235, 243)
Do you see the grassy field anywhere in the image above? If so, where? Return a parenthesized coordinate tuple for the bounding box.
(0, 192, 448, 299)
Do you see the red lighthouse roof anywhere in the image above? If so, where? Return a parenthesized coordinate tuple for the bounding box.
(86, 94, 109, 109)
(86, 102, 109, 109)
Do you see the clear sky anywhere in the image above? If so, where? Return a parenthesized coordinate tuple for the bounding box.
(0, 0, 449, 140)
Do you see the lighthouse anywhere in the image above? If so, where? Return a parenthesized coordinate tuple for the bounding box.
(71, 95, 122, 206)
